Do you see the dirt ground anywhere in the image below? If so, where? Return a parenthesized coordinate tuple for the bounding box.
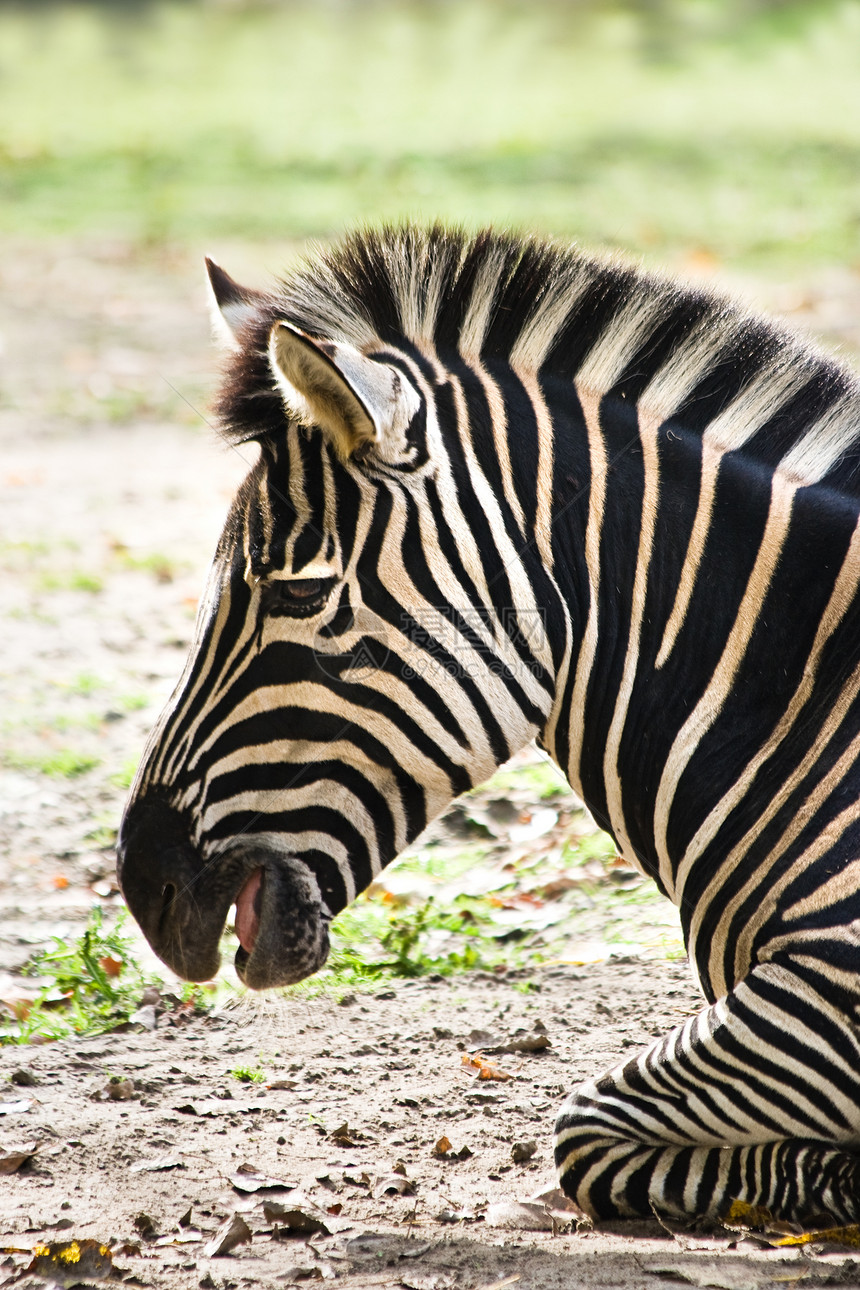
(3, 238, 860, 1289)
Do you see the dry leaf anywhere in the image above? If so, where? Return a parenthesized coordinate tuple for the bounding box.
(329, 1122, 357, 1147)
(102, 1077, 134, 1101)
(434, 1135, 452, 1157)
(720, 1199, 774, 1229)
(98, 956, 123, 977)
(460, 1053, 513, 1082)
(264, 1205, 331, 1236)
(527, 1187, 588, 1226)
(775, 1224, 860, 1249)
(485, 1202, 557, 1232)
(0, 1141, 38, 1174)
(129, 1156, 182, 1172)
(204, 1213, 252, 1257)
(643, 1259, 807, 1289)
(230, 1163, 295, 1193)
(510, 1140, 537, 1164)
(376, 1172, 416, 1196)
(26, 1239, 113, 1285)
(500, 1033, 551, 1054)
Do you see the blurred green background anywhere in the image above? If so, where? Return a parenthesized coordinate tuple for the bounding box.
(3, 0, 860, 273)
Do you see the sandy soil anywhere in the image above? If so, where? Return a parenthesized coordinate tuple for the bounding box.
(2, 238, 860, 1288)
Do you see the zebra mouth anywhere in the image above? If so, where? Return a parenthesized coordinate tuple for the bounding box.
(235, 867, 264, 955)
(229, 848, 331, 990)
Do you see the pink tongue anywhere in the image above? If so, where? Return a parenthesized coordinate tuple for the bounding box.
(235, 869, 263, 953)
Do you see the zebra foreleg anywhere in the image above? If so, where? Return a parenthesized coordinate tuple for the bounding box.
(554, 960, 860, 1223)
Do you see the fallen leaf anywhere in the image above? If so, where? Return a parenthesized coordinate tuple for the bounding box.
(435, 1208, 476, 1224)
(510, 1140, 537, 1164)
(643, 1259, 807, 1288)
(129, 1156, 182, 1172)
(174, 1099, 267, 1116)
(375, 1172, 416, 1196)
(204, 1213, 252, 1257)
(128, 1004, 157, 1030)
(26, 1239, 113, 1285)
(466, 1030, 503, 1051)
(280, 1263, 323, 1282)
(527, 1186, 588, 1226)
(485, 1201, 557, 1232)
(9, 1068, 39, 1087)
(264, 1204, 331, 1236)
(775, 1224, 860, 1249)
(98, 956, 122, 977)
(460, 1053, 513, 1082)
(499, 1033, 551, 1054)
(267, 1079, 298, 1090)
(433, 1136, 452, 1157)
(230, 1163, 295, 1193)
(721, 1199, 774, 1229)
(133, 1214, 157, 1239)
(0, 1142, 38, 1174)
(102, 1077, 134, 1101)
(329, 1122, 358, 1147)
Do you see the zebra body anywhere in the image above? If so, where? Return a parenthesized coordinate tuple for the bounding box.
(118, 227, 860, 1224)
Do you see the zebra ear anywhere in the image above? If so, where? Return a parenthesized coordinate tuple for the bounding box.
(268, 321, 420, 463)
(205, 257, 265, 350)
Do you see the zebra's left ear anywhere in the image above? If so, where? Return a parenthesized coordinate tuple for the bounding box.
(268, 322, 421, 463)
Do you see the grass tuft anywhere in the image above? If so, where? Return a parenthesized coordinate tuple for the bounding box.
(1, 908, 161, 1045)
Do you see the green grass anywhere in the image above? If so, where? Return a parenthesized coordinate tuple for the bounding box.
(35, 571, 104, 594)
(0, 908, 161, 1044)
(281, 758, 684, 999)
(4, 748, 101, 778)
(109, 758, 139, 790)
(1, 0, 859, 272)
(229, 1064, 265, 1084)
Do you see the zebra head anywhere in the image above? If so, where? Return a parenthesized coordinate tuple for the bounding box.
(118, 240, 556, 990)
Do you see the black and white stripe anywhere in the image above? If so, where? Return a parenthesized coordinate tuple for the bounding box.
(119, 225, 860, 1224)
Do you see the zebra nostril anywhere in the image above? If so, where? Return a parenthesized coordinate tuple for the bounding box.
(159, 882, 177, 933)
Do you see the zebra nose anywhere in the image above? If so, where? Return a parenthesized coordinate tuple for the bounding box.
(116, 796, 226, 981)
(116, 795, 194, 931)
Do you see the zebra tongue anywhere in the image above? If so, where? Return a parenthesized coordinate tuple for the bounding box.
(235, 868, 264, 953)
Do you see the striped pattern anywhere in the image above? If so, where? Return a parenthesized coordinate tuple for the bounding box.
(122, 226, 860, 1224)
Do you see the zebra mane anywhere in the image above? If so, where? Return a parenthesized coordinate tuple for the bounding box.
(217, 224, 860, 495)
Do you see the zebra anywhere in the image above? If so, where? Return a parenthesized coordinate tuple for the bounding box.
(118, 225, 860, 1226)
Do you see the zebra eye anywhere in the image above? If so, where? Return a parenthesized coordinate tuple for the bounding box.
(262, 577, 332, 616)
(281, 579, 323, 599)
